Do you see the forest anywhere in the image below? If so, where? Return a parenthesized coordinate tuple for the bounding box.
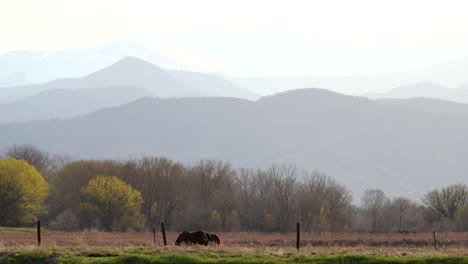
(1, 144, 467, 233)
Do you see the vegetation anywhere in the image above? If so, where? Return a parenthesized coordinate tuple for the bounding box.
(81, 176, 144, 231)
(1, 144, 468, 233)
(423, 184, 467, 230)
(0, 158, 49, 226)
(1, 248, 468, 264)
(2, 144, 53, 176)
(2, 229, 468, 262)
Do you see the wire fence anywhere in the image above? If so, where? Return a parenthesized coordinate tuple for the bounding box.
(1, 229, 468, 248)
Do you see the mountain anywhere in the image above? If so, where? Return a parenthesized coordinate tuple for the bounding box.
(0, 41, 201, 88)
(0, 57, 259, 102)
(375, 97, 468, 115)
(1, 88, 467, 196)
(169, 70, 258, 99)
(0, 86, 153, 124)
(232, 56, 468, 97)
(364, 82, 468, 104)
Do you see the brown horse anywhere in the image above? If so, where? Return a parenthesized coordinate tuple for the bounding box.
(175, 231, 209, 246)
(209, 233, 222, 246)
(175, 231, 222, 246)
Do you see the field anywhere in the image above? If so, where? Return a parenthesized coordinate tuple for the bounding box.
(1, 229, 468, 263)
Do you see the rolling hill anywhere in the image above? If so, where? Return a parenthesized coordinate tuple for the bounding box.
(1, 88, 467, 196)
(0, 57, 258, 102)
(0, 86, 153, 124)
(0, 41, 199, 88)
(364, 82, 468, 104)
(233, 56, 468, 97)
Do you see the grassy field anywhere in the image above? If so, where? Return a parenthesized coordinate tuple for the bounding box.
(1, 229, 468, 263)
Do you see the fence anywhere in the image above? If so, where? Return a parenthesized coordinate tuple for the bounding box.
(1, 222, 467, 250)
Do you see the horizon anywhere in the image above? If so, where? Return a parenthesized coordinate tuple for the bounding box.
(2, 0, 468, 78)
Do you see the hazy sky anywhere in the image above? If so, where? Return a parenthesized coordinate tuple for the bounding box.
(2, 0, 468, 76)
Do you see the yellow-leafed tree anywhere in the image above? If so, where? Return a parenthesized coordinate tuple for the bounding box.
(0, 158, 49, 226)
(81, 176, 144, 231)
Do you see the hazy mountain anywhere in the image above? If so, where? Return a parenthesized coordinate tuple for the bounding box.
(375, 97, 468, 115)
(365, 82, 468, 104)
(0, 86, 153, 124)
(169, 70, 258, 99)
(233, 56, 468, 97)
(0, 41, 200, 88)
(1, 88, 467, 196)
(364, 82, 450, 99)
(0, 57, 258, 102)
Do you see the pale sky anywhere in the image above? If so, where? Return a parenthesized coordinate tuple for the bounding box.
(2, 0, 468, 76)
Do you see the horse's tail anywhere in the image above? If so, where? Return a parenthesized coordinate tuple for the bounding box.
(211, 233, 222, 246)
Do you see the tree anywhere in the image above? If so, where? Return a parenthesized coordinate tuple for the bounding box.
(297, 171, 351, 232)
(423, 183, 468, 230)
(361, 189, 388, 232)
(389, 197, 417, 232)
(121, 157, 187, 228)
(187, 160, 236, 229)
(48, 160, 122, 229)
(3, 144, 52, 177)
(81, 176, 144, 231)
(0, 158, 49, 225)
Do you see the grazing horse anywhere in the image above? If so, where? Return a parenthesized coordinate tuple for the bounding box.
(175, 231, 222, 246)
(209, 233, 222, 246)
(175, 231, 209, 246)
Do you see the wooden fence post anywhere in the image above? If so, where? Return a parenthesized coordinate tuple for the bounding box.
(37, 220, 41, 246)
(161, 222, 167, 246)
(296, 222, 300, 250)
(433, 231, 437, 250)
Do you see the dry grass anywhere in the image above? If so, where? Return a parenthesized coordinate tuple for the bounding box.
(1, 230, 467, 257)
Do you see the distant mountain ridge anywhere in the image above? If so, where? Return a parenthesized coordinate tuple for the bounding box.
(0, 86, 153, 124)
(0, 41, 201, 88)
(233, 56, 468, 97)
(0, 56, 258, 102)
(364, 82, 468, 104)
(1, 88, 467, 196)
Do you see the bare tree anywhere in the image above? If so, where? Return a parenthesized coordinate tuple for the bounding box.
(297, 171, 351, 232)
(267, 164, 298, 232)
(423, 183, 468, 230)
(187, 160, 236, 230)
(3, 144, 52, 177)
(390, 197, 413, 232)
(361, 189, 388, 232)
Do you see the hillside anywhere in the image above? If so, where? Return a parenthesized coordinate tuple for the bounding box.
(0, 86, 153, 124)
(0, 57, 258, 102)
(1, 88, 467, 195)
(233, 56, 468, 97)
(364, 82, 468, 104)
(0, 41, 198, 88)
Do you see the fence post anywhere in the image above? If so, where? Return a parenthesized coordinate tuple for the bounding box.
(296, 222, 300, 250)
(37, 220, 41, 246)
(161, 222, 167, 246)
(433, 231, 437, 250)
(153, 226, 156, 244)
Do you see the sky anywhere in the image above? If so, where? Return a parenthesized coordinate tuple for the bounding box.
(2, 0, 468, 76)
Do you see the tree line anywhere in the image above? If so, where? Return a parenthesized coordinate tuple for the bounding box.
(1, 144, 467, 232)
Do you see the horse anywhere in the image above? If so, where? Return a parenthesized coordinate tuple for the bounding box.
(208, 233, 222, 246)
(175, 230, 222, 246)
(175, 231, 209, 246)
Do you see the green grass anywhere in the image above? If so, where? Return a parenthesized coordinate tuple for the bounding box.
(0, 226, 35, 233)
(2, 249, 468, 264)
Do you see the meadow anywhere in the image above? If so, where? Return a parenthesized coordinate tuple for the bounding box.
(1, 229, 468, 263)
